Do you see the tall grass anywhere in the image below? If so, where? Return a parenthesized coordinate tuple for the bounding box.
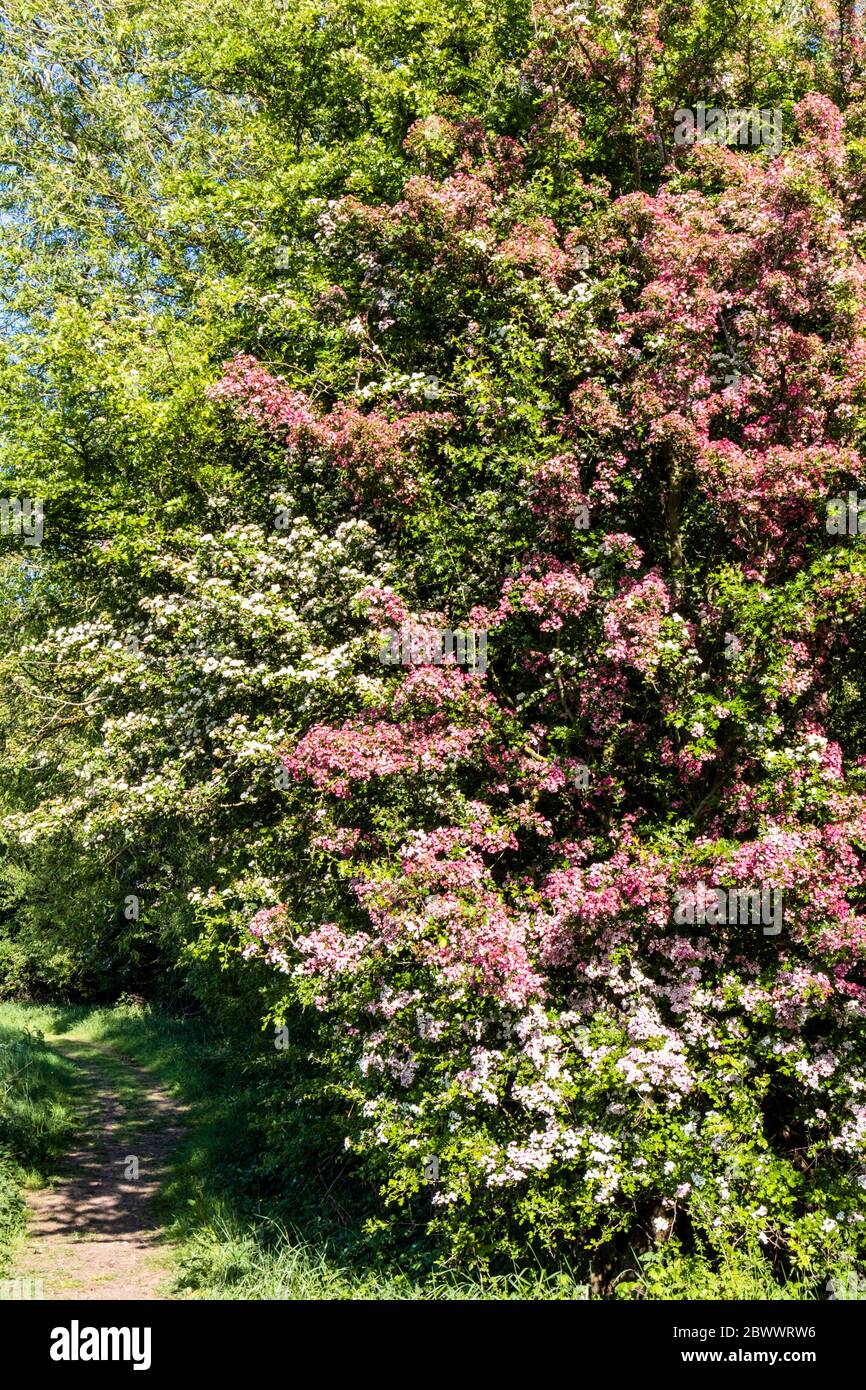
(0, 1002, 82, 1270)
(0, 1000, 592, 1297)
(0, 1000, 851, 1299)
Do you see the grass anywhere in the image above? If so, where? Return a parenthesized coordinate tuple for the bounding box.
(0, 998, 592, 1298)
(0, 1002, 83, 1272)
(611, 1244, 812, 1301)
(172, 1214, 588, 1300)
(0, 998, 858, 1299)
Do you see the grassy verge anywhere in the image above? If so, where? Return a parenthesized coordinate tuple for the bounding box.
(1, 999, 857, 1299)
(0, 1002, 84, 1273)
(1, 999, 591, 1298)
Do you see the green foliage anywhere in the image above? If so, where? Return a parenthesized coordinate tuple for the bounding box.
(6, 999, 837, 1299)
(1, 0, 865, 1293)
(0, 1005, 81, 1269)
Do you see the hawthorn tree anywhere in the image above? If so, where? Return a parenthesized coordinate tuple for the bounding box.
(1, 0, 866, 1279)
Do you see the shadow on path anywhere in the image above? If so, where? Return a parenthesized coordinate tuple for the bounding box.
(11, 1038, 188, 1301)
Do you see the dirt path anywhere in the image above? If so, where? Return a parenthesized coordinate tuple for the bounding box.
(11, 1037, 187, 1301)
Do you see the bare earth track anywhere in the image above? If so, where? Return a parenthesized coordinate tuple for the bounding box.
(11, 1038, 186, 1301)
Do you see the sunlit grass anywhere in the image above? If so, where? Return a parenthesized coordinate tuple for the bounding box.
(0, 1000, 850, 1300)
